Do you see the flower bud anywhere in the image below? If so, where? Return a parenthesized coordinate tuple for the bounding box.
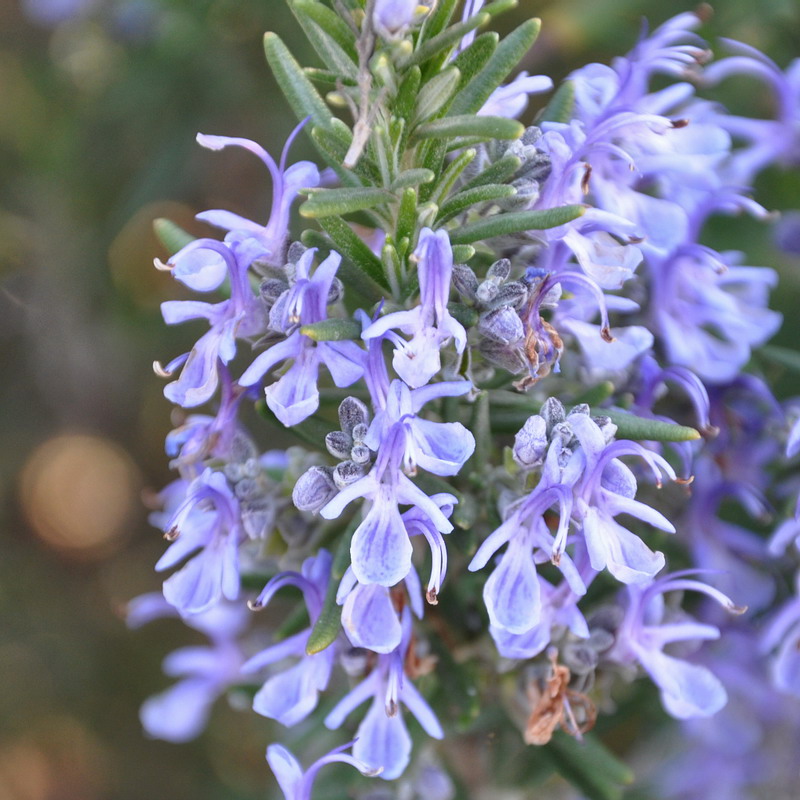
(292, 466, 337, 512)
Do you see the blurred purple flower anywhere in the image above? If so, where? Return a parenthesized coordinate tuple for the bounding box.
(267, 741, 378, 800)
(127, 594, 248, 742)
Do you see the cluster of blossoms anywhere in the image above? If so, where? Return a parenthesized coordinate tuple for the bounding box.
(130, 2, 800, 797)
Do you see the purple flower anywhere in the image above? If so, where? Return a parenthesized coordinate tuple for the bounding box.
(363, 229, 466, 389)
(650, 247, 781, 384)
(320, 380, 473, 586)
(158, 239, 266, 408)
(761, 572, 800, 698)
(324, 609, 443, 780)
(239, 249, 365, 426)
(703, 46, 800, 182)
(155, 469, 243, 614)
(566, 411, 676, 582)
(194, 123, 320, 269)
(242, 550, 335, 726)
(267, 741, 378, 800)
(607, 571, 744, 719)
(470, 404, 675, 635)
(127, 594, 248, 742)
(489, 578, 589, 660)
(337, 565, 424, 654)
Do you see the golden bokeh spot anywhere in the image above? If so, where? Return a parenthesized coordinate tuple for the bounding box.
(19, 434, 141, 559)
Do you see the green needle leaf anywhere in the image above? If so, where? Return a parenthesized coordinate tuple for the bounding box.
(299, 319, 362, 341)
(300, 187, 392, 218)
(306, 525, 353, 655)
(448, 204, 585, 244)
(153, 218, 195, 256)
(412, 114, 524, 143)
(399, 12, 490, 69)
(539, 79, 576, 124)
(318, 215, 391, 293)
(391, 169, 436, 190)
(436, 183, 517, 223)
(264, 32, 333, 132)
(448, 18, 541, 116)
(544, 732, 634, 800)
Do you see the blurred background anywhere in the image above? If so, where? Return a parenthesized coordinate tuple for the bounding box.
(1, 1, 798, 798)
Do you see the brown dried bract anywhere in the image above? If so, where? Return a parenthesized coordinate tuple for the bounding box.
(524, 651, 597, 746)
(404, 632, 437, 680)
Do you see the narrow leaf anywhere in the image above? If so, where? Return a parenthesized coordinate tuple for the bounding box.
(153, 218, 195, 256)
(539, 79, 576, 123)
(452, 31, 499, 90)
(413, 67, 462, 123)
(451, 244, 476, 262)
(601, 409, 702, 442)
(306, 523, 354, 654)
(461, 153, 522, 191)
(290, 6, 358, 79)
(413, 114, 524, 143)
(436, 183, 517, 223)
(304, 68, 357, 87)
(417, 0, 459, 44)
(448, 18, 541, 116)
(428, 148, 477, 207)
(300, 187, 392, 218)
(448, 204, 585, 244)
(318, 214, 390, 291)
(300, 318, 362, 341)
(400, 12, 490, 69)
(544, 732, 633, 800)
(264, 32, 333, 131)
(394, 66, 422, 124)
(291, 0, 358, 60)
(396, 187, 418, 244)
(391, 169, 436, 190)
(488, 396, 701, 442)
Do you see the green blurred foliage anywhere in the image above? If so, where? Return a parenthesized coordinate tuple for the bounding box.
(0, 1, 797, 798)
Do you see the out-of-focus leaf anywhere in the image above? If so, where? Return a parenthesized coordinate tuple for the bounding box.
(300, 318, 362, 341)
(264, 32, 333, 131)
(543, 732, 634, 800)
(413, 67, 462, 123)
(539, 79, 576, 123)
(153, 218, 195, 256)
